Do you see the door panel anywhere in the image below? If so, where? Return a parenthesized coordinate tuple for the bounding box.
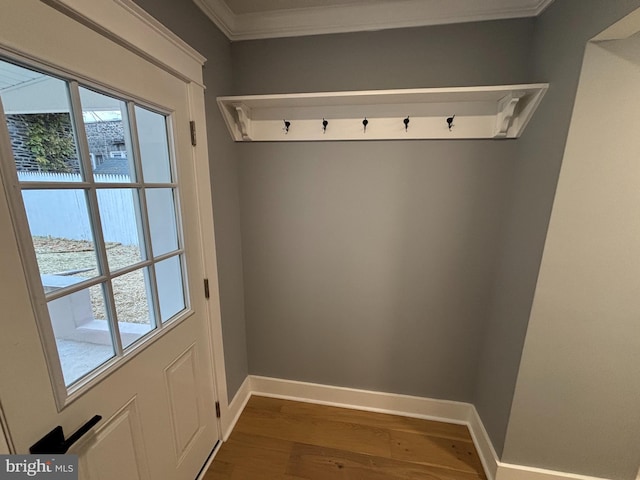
(77, 399, 151, 480)
(165, 345, 203, 462)
(0, 2, 220, 479)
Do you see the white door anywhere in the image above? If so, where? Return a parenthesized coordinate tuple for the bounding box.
(0, 2, 222, 479)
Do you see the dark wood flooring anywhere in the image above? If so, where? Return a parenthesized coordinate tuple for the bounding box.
(204, 395, 487, 480)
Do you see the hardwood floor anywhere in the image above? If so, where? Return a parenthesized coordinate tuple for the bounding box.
(204, 396, 487, 480)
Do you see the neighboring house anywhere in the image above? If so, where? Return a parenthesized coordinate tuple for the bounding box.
(6, 113, 80, 173)
(84, 120, 127, 170)
(92, 157, 129, 175)
(6, 113, 126, 173)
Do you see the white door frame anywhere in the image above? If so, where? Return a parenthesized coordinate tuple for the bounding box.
(0, 0, 229, 449)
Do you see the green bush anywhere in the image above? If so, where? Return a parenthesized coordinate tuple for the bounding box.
(26, 114, 76, 173)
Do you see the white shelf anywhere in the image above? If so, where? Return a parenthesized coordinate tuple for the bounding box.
(217, 84, 548, 142)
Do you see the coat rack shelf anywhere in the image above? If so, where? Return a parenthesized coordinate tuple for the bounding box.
(217, 84, 548, 142)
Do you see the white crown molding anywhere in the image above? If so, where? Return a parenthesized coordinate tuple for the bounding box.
(535, 0, 555, 15)
(193, 0, 236, 40)
(195, 0, 555, 41)
(44, 0, 206, 85)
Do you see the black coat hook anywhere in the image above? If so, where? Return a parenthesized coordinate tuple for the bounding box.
(283, 119, 291, 133)
(403, 116, 410, 132)
(322, 118, 328, 133)
(363, 117, 369, 133)
(446, 115, 455, 131)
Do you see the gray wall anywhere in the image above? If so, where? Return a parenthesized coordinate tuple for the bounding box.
(232, 20, 534, 94)
(126, 4, 640, 476)
(232, 20, 534, 401)
(133, 0, 249, 400)
(504, 38, 640, 480)
(473, 0, 640, 458)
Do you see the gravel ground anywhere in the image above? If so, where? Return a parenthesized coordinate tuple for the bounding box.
(34, 236, 150, 324)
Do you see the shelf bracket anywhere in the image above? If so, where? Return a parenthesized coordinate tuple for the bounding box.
(494, 94, 520, 138)
(234, 104, 252, 141)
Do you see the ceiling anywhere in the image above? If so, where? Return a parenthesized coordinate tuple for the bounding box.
(194, 0, 555, 41)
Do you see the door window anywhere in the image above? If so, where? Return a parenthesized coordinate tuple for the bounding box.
(1, 58, 188, 394)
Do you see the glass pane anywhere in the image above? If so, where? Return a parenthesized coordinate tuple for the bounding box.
(0, 60, 82, 181)
(156, 255, 186, 322)
(23, 189, 100, 284)
(79, 87, 135, 182)
(48, 284, 115, 386)
(112, 268, 155, 348)
(146, 188, 179, 257)
(97, 189, 145, 271)
(135, 106, 172, 183)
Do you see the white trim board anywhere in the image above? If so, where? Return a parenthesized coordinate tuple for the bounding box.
(221, 375, 251, 441)
(222, 376, 620, 480)
(44, 0, 206, 86)
(250, 375, 471, 425)
(495, 464, 615, 480)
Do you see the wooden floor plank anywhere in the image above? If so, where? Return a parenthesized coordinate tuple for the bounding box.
(209, 432, 293, 479)
(206, 396, 487, 480)
(201, 459, 234, 480)
(244, 395, 286, 413)
(235, 404, 392, 457)
(390, 430, 484, 476)
(225, 431, 293, 454)
(288, 442, 484, 480)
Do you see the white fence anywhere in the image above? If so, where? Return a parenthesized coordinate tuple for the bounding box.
(19, 172, 140, 246)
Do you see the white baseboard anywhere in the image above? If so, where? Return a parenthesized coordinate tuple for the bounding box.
(469, 405, 500, 480)
(250, 375, 471, 425)
(218, 375, 609, 480)
(496, 463, 613, 480)
(221, 375, 251, 441)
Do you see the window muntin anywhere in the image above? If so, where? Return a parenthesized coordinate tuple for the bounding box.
(0, 58, 189, 392)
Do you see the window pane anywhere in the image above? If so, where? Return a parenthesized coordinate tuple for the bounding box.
(112, 268, 155, 348)
(156, 255, 186, 322)
(79, 87, 135, 182)
(97, 189, 145, 272)
(2, 60, 191, 397)
(135, 106, 172, 183)
(48, 284, 115, 386)
(146, 188, 178, 257)
(23, 189, 100, 285)
(0, 60, 82, 181)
